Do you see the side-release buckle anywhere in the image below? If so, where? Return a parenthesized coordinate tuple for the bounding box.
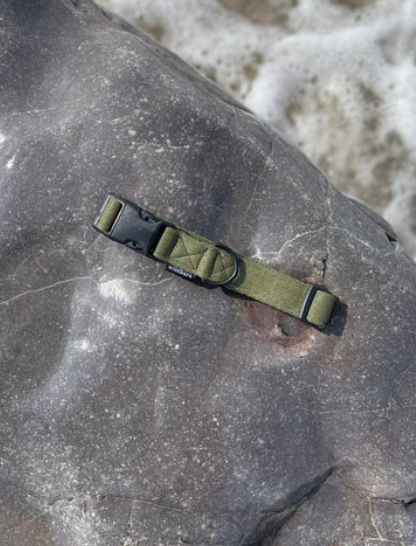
(93, 193, 173, 257)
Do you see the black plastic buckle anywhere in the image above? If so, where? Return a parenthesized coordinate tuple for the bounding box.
(93, 193, 173, 258)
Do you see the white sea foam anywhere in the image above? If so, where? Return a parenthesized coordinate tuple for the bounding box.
(94, 0, 416, 258)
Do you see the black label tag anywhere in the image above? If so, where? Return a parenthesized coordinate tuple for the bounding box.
(166, 264, 197, 282)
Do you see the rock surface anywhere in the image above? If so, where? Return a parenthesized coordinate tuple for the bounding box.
(94, 0, 416, 259)
(1, 1, 416, 545)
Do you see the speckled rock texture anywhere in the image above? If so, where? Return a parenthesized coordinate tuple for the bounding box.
(1, 1, 416, 545)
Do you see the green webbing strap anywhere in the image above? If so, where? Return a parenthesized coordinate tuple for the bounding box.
(152, 227, 336, 329)
(93, 194, 338, 329)
(152, 228, 236, 284)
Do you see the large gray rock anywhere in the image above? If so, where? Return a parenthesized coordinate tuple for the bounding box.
(1, 1, 415, 544)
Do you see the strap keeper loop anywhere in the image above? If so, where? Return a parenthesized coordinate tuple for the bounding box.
(299, 284, 319, 325)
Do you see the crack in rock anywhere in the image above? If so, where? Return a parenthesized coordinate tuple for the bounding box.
(0, 275, 171, 306)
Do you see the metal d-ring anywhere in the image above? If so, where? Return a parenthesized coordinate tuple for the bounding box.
(200, 243, 240, 288)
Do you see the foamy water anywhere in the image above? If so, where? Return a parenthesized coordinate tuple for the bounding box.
(95, 0, 416, 259)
